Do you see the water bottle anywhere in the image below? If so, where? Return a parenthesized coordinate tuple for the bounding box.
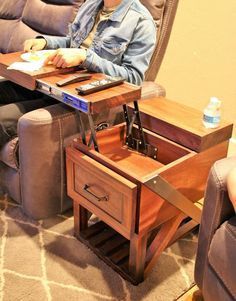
(202, 97, 221, 128)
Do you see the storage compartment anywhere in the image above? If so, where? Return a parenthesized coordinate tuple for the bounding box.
(66, 100, 232, 284)
(68, 121, 230, 230)
(67, 123, 200, 234)
(95, 123, 190, 168)
(71, 150, 137, 238)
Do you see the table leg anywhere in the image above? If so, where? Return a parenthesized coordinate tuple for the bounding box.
(73, 201, 89, 237)
(129, 233, 148, 283)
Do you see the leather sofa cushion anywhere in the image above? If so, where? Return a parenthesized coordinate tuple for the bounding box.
(0, 137, 19, 170)
(0, 0, 25, 19)
(22, 0, 77, 36)
(0, 0, 163, 53)
(0, 19, 19, 52)
(208, 217, 236, 300)
(0, 0, 84, 53)
(140, 0, 165, 24)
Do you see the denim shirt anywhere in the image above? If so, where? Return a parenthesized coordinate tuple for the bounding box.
(44, 0, 157, 85)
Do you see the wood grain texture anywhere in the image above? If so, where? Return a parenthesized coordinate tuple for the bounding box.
(66, 148, 137, 239)
(0, 51, 76, 90)
(38, 73, 141, 114)
(129, 233, 148, 282)
(130, 97, 233, 152)
(73, 202, 89, 237)
(144, 176, 202, 223)
(133, 126, 191, 165)
(158, 140, 229, 202)
(144, 213, 185, 277)
(66, 97, 232, 284)
(74, 123, 191, 183)
(0, 52, 141, 106)
(138, 185, 180, 234)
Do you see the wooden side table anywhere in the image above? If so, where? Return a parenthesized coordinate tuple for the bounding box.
(66, 97, 233, 284)
(0, 52, 233, 284)
(0, 51, 141, 151)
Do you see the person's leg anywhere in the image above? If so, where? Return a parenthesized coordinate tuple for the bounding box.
(0, 81, 57, 147)
(0, 98, 57, 147)
(0, 80, 44, 104)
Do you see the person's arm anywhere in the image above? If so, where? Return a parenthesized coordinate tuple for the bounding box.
(44, 48, 86, 69)
(227, 166, 236, 210)
(82, 19, 156, 85)
(43, 35, 71, 50)
(23, 35, 70, 52)
(44, 18, 156, 85)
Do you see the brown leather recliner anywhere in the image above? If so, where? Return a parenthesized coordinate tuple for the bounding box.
(195, 156, 236, 301)
(0, 0, 179, 219)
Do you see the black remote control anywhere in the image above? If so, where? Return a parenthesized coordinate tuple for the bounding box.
(56, 73, 92, 87)
(76, 76, 125, 95)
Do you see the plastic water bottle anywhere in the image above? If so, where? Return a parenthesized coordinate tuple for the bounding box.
(202, 97, 221, 128)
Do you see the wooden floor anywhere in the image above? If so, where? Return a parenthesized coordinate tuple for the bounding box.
(177, 138, 235, 301)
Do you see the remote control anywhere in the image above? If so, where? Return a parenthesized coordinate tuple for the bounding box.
(76, 76, 125, 95)
(56, 73, 92, 87)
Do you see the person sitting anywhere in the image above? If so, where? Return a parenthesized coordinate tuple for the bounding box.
(0, 0, 156, 148)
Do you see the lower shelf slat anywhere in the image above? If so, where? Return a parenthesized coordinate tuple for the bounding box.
(76, 221, 140, 284)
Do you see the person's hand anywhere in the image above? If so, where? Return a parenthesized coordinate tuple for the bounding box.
(44, 48, 87, 68)
(24, 38, 47, 52)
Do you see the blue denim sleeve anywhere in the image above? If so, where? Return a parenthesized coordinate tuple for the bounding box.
(82, 19, 157, 85)
(43, 35, 71, 49)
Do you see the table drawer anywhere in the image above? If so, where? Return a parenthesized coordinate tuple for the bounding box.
(67, 149, 137, 237)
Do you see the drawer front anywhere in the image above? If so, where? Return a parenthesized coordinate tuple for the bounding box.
(71, 151, 137, 236)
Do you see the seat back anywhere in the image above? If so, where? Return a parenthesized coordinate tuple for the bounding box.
(0, 0, 84, 53)
(140, 0, 179, 81)
(0, 0, 178, 80)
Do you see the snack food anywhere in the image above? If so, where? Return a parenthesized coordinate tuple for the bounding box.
(21, 50, 53, 63)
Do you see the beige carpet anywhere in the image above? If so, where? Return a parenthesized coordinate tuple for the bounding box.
(0, 194, 197, 301)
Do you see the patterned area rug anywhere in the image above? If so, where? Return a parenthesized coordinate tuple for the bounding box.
(0, 194, 197, 301)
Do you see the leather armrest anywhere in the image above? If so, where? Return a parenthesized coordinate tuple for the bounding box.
(18, 103, 79, 219)
(195, 156, 236, 289)
(227, 167, 236, 209)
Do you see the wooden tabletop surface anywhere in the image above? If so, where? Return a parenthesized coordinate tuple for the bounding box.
(0, 52, 141, 113)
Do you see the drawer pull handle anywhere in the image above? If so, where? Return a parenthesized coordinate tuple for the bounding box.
(83, 184, 109, 202)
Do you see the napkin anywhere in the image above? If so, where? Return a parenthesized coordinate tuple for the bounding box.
(7, 61, 44, 72)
